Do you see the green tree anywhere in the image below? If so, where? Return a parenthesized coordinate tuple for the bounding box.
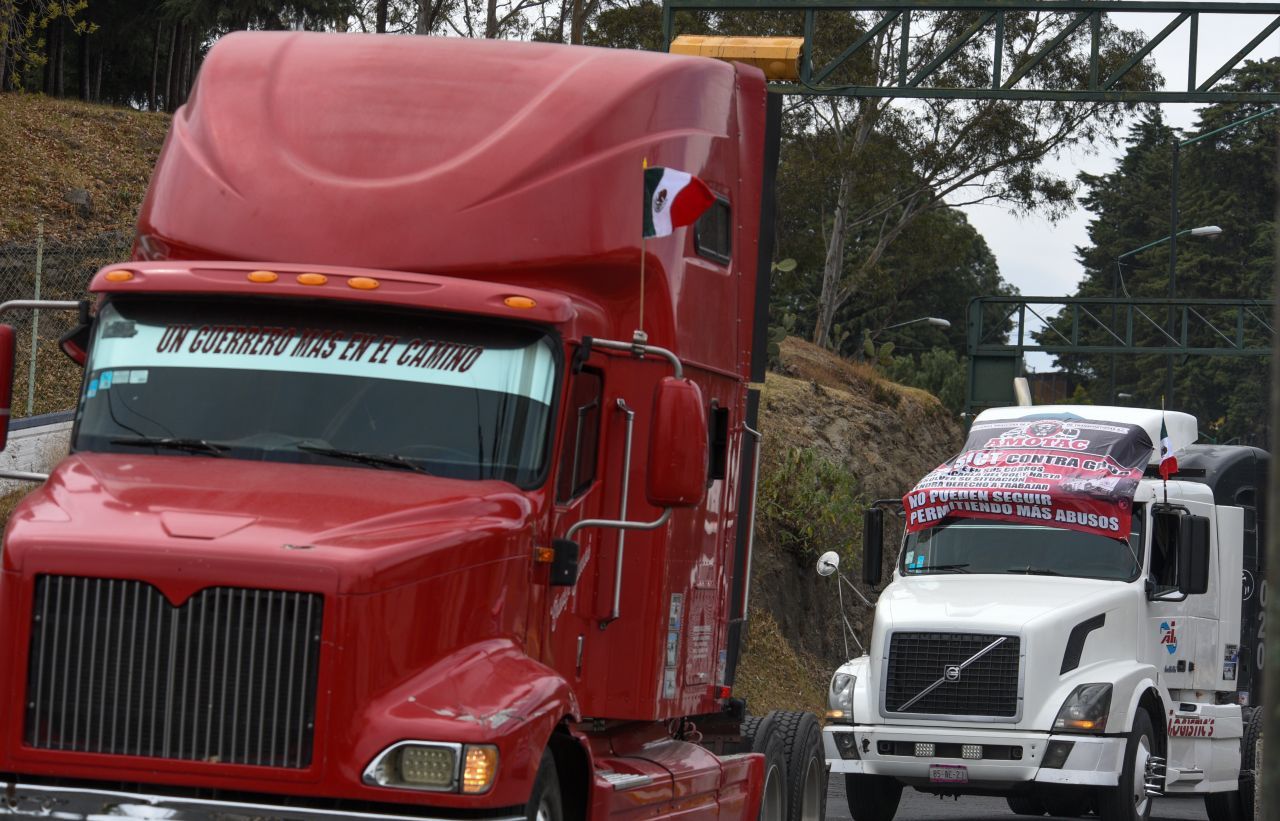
(1046, 59, 1277, 446)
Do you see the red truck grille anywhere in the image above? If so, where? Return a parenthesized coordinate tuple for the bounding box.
(24, 575, 323, 768)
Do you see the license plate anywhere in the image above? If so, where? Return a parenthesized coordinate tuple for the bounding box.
(929, 764, 968, 784)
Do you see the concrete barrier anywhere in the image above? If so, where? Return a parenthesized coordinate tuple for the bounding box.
(0, 411, 73, 495)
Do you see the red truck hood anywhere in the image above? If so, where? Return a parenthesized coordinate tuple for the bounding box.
(2, 452, 538, 598)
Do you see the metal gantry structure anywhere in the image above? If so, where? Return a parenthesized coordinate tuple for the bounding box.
(662, 0, 1280, 102)
(966, 296, 1274, 411)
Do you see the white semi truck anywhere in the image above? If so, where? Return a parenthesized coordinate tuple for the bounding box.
(821, 406, 1267, 821)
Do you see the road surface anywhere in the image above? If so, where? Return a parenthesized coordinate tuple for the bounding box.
(825, 777, 1209, 821)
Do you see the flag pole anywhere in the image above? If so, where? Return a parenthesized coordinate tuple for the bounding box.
(639, 157, 647, 337)
(1161, 395, 1168, 505)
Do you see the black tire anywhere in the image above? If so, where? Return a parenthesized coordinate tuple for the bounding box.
(1006, 794, 1046, 816)
(1098, 709, 1155, 821)
(772, 710, 828, 821)
(1204, 706, 1262, 821)
(1041, 787, 1092, 818)
(525, 749, 564, 821)
(1241, 706, 1263, 821)
(844, 774, 903, 821)
(752, 714, 790, 821)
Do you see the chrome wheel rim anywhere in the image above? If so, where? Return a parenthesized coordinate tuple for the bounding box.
(1133, 735, 1152, 818)
(536, 797, 553, 821)
(799, 755, 823, 821)
(761, 762, 784, 821)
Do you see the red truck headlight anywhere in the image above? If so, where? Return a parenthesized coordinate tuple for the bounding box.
(364, 741, 499, 794)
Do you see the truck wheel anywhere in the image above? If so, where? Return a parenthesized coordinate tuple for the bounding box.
(1241, 706, 1262, 821)
(844, 774, 902, 821)
(1098, 709, 1155, 821)
(1006, 794, 1045, 816)
(526, 749, 563, 821)
(751, 714, 790, 821)
(1204, 706, 1263, 821)
(772, 710, 827, 821)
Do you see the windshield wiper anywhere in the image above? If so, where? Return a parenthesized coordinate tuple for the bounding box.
(1007, 566, 1062, 576)
(908, 563, 970, 574)
(110, 436, 229, 457)
(295, 443, 432, 475)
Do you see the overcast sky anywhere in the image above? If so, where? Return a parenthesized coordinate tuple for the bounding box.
(954, 8, 1280, 371)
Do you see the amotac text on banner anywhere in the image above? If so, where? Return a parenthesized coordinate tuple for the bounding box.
(903, 415, 1154, 540)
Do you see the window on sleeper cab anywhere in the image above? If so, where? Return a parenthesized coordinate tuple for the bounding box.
(73, 298, 558, 486)
(1149, 508, 1181, 595)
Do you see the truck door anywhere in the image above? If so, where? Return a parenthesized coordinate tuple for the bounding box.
(542, 364, 607, 683)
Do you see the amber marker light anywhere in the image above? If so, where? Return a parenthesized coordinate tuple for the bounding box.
(461, 746, 498, 794)
(348, 277, 380, 290)
(104, 270, 135, 282)
(297, 273, 328, 286)
(533, 546, 556, 564)
(247, 270, 279, 283)
(504, 296, 537, 310)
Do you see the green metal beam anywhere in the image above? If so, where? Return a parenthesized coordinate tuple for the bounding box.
(964, 296, 1273, 411)
(663, 0, 1280, 102)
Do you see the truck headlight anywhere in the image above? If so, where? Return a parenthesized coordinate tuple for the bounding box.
(364, 742, 499, 793)
(1053, 684, 1112, 733)
(827, 672, 855, 723)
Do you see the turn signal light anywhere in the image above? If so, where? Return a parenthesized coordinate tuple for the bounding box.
(534, 546, 556, 564)
(297, 273, 328, 286)
(348, 277, 380, 290)
(503, 295, 537, 310)
(104, 270, 135, 282)
(462, 745, 498, 794)
(247, 270, 278, 283)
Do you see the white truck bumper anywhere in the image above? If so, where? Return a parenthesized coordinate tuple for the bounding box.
(824, 725, 1125, 788)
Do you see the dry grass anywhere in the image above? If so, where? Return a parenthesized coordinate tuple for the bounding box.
(733, 608, 828, 717)
(0, 94, 169, 243)
(0, 488, 35, 525)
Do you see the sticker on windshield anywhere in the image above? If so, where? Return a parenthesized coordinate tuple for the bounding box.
(99, 370, 114, 390)
(91, 317, 555, 403)
(87, 378, 99, 398)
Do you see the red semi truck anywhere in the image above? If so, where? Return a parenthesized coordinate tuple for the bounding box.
(0, 31, 825, 821)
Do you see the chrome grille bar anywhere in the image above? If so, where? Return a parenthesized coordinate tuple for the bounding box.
(25, 576, 323, 768)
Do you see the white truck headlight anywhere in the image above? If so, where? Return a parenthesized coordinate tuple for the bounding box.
(827, 672, 855, 723)
(1053, 683, 1112, 733)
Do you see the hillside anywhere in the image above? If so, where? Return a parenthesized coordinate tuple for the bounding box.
(733, 338, 963, 714)
(0, 94, 169, 243)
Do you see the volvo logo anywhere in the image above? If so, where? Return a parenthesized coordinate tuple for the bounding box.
(944, 665, 962, 682)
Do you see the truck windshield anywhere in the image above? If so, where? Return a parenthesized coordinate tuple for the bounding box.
(73, 298, 558, 486)
(900, 510, 1144, 582)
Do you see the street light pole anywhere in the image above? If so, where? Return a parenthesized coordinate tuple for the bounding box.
(1112, 225, 1223, 403)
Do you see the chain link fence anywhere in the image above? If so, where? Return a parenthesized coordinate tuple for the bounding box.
(0, 224, 132, 419)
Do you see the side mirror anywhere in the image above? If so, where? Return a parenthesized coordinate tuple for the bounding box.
(863, 508, 884, 587)
(0, 324, 15, 450)
(1177, 514, 1210, 595)
(549, 538, 580, 586)
(816, 550, 840, 577)
(646, 377, 708, 508)
(59, 324, 90, 366)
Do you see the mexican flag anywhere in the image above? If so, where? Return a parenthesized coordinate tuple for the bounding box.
(643, 167, 715, 239)
(1159, 416, 1178, 479)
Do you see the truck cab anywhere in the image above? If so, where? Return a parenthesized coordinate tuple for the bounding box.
(822, 405, 1266, 821)
(0, 31, 827, 821)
